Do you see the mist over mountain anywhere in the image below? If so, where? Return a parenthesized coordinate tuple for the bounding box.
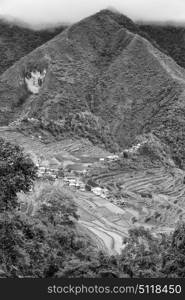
(1, 10, 185, 75)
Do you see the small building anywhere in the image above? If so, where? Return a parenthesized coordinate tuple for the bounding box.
(99, 158, 105, 162)
(80, 187, 86, 192)
(69, 181, 76, 187)
(107, 155, 119, 161)
(91, 187, 108, 198)
(92, 187, 102, 196)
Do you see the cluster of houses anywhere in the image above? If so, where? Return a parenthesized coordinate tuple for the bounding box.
(91, 186, 109, 198)
(123, 139, 148, 156)
(35, 153, 128, 201)
(123, 143, 142, 154)
(62, 176, 110, 199)
(36, 161, 126, 203)
(37, 166, 59, 180)
(98, 140, 150, 164)
(63, 176, 86, 191)
(99, 154, 120, 162)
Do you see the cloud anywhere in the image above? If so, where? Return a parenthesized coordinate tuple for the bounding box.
(0, 0, 185, 26)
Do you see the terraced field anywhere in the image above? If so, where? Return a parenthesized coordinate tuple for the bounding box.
(88, 165, 185, 226)
(71, 190, 129, 255)
(1, 128, 185, 255)
(52, 164, 184, 255)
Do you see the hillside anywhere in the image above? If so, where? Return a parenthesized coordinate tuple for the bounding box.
(1, 10, 185, 167)
(0, 19, 66, 75)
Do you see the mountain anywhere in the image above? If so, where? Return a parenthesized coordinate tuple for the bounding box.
(0, 18, 66, 75)
(1, 9, 185, 268)
(1, 9, 185, 166)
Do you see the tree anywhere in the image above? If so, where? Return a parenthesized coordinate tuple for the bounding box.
(0, 138, 37, 212)
(162, 222, 185, 277)
(0, 138, 37, 276)
(118, 227, 169, 277)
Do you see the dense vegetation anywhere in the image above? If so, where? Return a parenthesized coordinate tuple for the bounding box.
(0, 19, 65, 75)
(0, 138, 98, 277)
(17, 113, 119, 152)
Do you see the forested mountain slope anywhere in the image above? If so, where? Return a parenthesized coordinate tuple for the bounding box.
(139, 24, 185, 69)
(1, 10, 185, 167)
(0, 19, 66, 75)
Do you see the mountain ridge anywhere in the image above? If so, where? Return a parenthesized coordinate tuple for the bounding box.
(1, 9, 185, 166)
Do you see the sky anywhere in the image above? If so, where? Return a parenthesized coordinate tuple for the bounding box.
(0, 0, 185, 27)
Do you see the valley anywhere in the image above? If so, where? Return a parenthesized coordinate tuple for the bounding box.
(1, 127, 185, 255)
(1, 9, 185, 278)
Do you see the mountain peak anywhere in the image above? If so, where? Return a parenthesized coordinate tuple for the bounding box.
(65, 8, 138, 57)
(1, 8, 185, 169)
(82, 8, 138, 32)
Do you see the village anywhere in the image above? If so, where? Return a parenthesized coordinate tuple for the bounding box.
(37, 165, 110, 199)
(35, 142, 146, 202)
(35, 153, 124, 199)
(34, 141, 148, 203)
